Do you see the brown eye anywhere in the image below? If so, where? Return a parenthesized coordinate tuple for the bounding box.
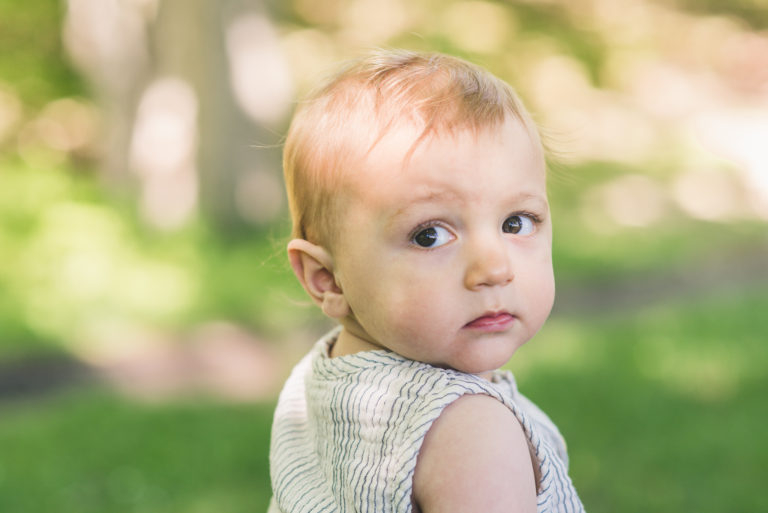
(412, 226, 453, 248)
(414, 227, 438, 247)
(502, 215, 535, 235)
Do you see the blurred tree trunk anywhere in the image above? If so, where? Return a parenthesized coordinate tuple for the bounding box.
(66, 0, 289, 232)
(156, 0, 257, 231)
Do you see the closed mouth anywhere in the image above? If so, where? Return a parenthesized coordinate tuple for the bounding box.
(463, 311, 516, 331)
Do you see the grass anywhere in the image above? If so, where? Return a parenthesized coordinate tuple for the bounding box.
(1, 285, 766, 512)
(512, 288, 768, 512)
(0, 391, 275, 513)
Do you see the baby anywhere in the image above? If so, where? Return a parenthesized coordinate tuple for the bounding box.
(268, 49, 585, 513)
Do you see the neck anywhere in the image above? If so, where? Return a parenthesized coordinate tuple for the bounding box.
(331, 325, 384, 358)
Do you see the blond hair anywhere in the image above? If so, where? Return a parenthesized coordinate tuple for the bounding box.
(283, 49, 540, 247)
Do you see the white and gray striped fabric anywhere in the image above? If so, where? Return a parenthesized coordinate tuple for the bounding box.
(269, 328, 585, 512)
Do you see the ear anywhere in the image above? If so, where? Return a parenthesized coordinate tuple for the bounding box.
(287, 239, 350, 319)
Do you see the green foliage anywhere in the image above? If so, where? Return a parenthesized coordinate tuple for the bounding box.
(0, 156, 310, 355)
(676, 0, 768, 29)
(0, 0, 85, 107)
(0, 156, 194, 352)
(547, 158, 768, 281)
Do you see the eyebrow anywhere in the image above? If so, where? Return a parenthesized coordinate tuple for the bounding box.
(389, 189, 549, 222)
(509, 192, 550, 211)
(389, 190, 460, 219)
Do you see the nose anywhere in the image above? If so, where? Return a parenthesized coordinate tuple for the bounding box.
(463, 235, 514, 290)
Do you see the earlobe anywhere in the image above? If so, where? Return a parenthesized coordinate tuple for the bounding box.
(287, 239, 350, 319)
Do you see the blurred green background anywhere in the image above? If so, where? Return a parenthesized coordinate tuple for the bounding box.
(1, 0, 767, 511)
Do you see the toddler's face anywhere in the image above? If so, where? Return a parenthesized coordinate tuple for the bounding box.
(331, 116, 554, 376)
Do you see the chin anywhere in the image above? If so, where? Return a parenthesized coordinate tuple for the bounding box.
(452, 355, 511, 376)
(459, 344, 522, 375)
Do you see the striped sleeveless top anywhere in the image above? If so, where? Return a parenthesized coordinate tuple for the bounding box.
(269, 329, 585, 512)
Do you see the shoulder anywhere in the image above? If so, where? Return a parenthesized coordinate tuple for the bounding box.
(412, 394, 537, 513)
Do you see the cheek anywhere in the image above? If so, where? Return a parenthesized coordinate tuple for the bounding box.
(358, 266, 450, 330)
(519, 248, 555, 318)
(377, 272, 443, 320)
(540, 277, 556, 317)
(530, 265, 555, 324)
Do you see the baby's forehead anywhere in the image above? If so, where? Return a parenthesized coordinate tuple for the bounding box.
(339, 117, 545, 197)
(353, 115, 540, 173)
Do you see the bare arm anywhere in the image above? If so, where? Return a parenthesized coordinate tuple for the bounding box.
(412, 394, 537, 513)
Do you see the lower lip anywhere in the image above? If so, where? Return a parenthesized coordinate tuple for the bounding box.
(464, 313, 516, 332)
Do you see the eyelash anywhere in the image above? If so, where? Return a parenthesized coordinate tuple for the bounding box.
(410, 220, 444, 235)
(514, 212, 542, 224)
